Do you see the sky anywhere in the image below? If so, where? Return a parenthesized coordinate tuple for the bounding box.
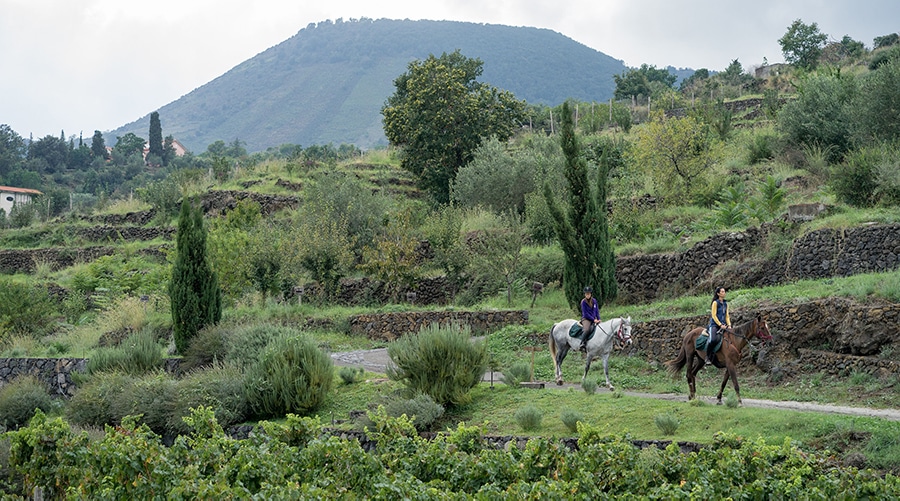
(2, 0, 897, 141)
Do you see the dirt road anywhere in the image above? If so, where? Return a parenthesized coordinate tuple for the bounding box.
(331, 348, 900, 422)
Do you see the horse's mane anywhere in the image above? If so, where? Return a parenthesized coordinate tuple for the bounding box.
(729, 317, 757, 338)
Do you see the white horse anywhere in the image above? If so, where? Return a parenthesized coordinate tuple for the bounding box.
(549, 317, 633, 390)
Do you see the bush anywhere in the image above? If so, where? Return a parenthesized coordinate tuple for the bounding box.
(339, 366, 365, 385)
(517, 246, 564, 286)
(514, 405, 543, 431)
(501, 361, 532, 386)
(246, 334, 334, 418)
(226, 323, 297, 369)
(170, 362, 249, 434)
(86, 328, 164, 375)
(0, 280, 57, 339)
(123, 372, 178, 435)
(746, 132, 777, 165)
(560, 408, 583, 433)
(386, 323, 487, 406)
(582, 378, 598, 395)
(0, 377, 53, 430)
(383, 393, 445, 431)
(181, 324, 230, 372)
(654, 414, 680, 435)
(66, 371, 132, 427)
(831, 146, 882, 207)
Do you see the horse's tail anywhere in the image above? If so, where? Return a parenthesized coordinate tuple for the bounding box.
(548, 324, 557, 360)
(665, 343, 688, 376)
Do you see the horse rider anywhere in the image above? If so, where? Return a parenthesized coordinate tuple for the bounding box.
(580, 286, 601, 353)
(707, 286, 731, 364)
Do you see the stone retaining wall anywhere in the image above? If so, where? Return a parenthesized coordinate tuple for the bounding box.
(0, 246, 167, 274)
(348, 310, 529, 341)
(0, 358, 86, 397)
(75, 225, 175, 242)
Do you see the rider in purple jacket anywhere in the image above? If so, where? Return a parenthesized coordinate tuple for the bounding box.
(580, 287, 600, 351)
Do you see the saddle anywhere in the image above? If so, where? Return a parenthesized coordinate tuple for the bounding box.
(696, 330, 724, 364)
(569, 322, 596, 343)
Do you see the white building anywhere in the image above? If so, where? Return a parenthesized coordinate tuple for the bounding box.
(0, 185, 43, 215)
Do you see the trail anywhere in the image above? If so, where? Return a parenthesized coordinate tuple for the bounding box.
(331, 348, 900, 422)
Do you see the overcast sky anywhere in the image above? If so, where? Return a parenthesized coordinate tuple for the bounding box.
(2, 0, 897, 141)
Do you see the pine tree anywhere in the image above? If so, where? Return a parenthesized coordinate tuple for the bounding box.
(169, 200, 222, 353)
(544, 102, 617, 311)
(90, 130, 108, 159)
(148, 111, 163, 161)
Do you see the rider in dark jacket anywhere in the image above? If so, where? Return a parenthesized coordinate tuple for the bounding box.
(580, 286, 600, 352)
(707, 286, 731, 364)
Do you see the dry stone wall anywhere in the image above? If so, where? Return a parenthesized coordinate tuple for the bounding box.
(0, 358, 86, 397)
(349, 310, 528, 342)
(0, 246, 167, 274)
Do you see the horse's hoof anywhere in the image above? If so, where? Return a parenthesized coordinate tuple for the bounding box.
(716, 400, 723, 406)
(556, 380, 563, 386)
(608, 386, 615, 392)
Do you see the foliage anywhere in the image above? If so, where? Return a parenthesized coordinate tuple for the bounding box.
(613, 64, 677, 100)
(70, 254, 169, 298)
(501, 361, 532, 386)
(0, 377, 53, 430)
(749, 175, 787, 223)
(359, 208, 421, 300)
(6, 408, 900, 498)
(852, 58, 900, 144)
(386, 323, 487, 406)
(382, 49, 527, 203)
(654, 413, 680, 435)
(225, 323, 296, 369)
(514, 405, 543, 431)
(0, 279, 57, 339)
(245, 334, 334, 418)
(779, 18, 829, 70)
(178, 324, 229, 372)
(629, 112, 718, 200)
(468, 211, 527, 306)
(581, 378, 598, 395)
(338, 366, 365, 385)
(65, 371, 132, 427)
(421, 204, 470, 286)
(382, 393, 445, 431)
(559, 408, 583, 433)
(294, 203, 355, 299)
(778, 71, 856, 161)
(168, 362, 249, 434)
(544, 102, 617, 310)
(169, 200, 222, 354)
(86, 328, 164, 375)
(831, 143, 899, 207)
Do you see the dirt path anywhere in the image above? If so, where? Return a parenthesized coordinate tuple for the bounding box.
(331, 349, 900, 422)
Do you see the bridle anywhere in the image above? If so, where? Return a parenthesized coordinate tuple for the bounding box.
(723, 319, 773, 348)
(595, 318, 633, 347)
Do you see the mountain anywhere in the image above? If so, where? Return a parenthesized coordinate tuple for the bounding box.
(108, 18, 627, 153)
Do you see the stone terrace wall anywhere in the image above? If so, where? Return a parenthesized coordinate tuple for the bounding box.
(349, 310, 529, 342)
(75, 225, 175, 242)
(0, 358, 86, 397)
(617, 224, 900, 303)
(0, 246, 167, 274)
(634, 298, 900, 376)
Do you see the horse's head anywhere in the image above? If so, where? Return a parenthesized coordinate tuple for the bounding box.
(616, 316, 633, 347)
(753, 316, 774, 346)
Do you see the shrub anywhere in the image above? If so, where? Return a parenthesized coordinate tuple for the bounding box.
(339, 366, 365, 385)
(386, 323, 487, 406)
(501, 361, 532, 386)
(581, 378, 598, 395)
(0, 280, 57, 339)
(0, 376, 53, 430)
(831, 146, 882, 207)
(725, 396, 740, 408)
(170, 362, 249, 434)
(226, 323, 297, 369)
(514, 405, 543, 431)
(66, 371, 132, 427)
(654, 414, 680, 435)
(517, 246, 564, 286)
(123, 372, 178, 435)
(86, 328, 164, 375)
(560, 408, 583, 433)
(181, 324, 230, 372)
(246, 334, 334, 418)
(746, 132, 776, 165)
(383, 393, 445, 431)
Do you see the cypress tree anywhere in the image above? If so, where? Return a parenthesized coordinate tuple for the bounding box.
(169, 200, 222, 353)
(90, 130, 108, 159)
(544, 101, 617, 311)
(148, 111, 163, 161)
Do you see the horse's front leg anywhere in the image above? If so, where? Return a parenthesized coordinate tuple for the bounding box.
(716, 367, 732, 405)
(726, 363, 742, 405)
(602, 354, 614, 391)
(581, 354, 594, 384)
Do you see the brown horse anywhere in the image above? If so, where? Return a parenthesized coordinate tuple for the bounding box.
(665, 315, 773, 405)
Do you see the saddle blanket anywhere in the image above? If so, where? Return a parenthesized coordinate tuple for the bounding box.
(568, 322, 596, 343)
(695, 330, 723, 353)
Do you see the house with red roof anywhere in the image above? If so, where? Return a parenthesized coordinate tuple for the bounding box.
(0, 185, 43, 215)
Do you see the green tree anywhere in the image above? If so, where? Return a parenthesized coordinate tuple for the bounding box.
(543, 102, 616, 310)
(852, 58, 900, 144)
(778, 71, 856, 161)
(169, 200, 222, 354)
(359, 209, 421, 301)
(113, 132, 146, 163)
(90, 130, 108, 160)
(382, 50, 526, 203)
(469, 211, 526, 306)
(629, 111, 718, 199)
(0, 124, 26, 179)
(148, 111, 163, 162)
(27, 135, 68, 174)
(874, 33, 899, 49)
(779, 19, 828, 70)
(613, 64, 676, 100)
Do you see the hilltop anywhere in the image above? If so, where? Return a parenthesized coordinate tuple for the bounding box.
(108, 18, 627, 152)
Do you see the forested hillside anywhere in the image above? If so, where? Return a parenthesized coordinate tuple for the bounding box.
(108, 18, 627, 152)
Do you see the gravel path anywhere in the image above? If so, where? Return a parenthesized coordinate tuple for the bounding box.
(331, 348, 900, 422)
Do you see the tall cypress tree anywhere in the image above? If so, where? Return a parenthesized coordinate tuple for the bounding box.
(90, 130, 108, 159)
(544, 102, 616, 311)
(169, 200, 222, 353)
(148, 111, 163, 161)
